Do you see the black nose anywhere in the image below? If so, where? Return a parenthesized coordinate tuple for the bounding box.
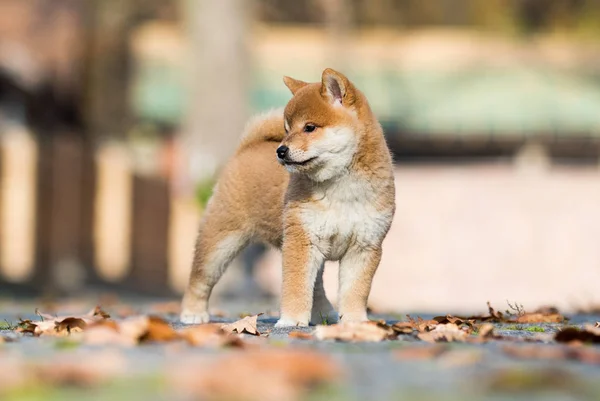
(276, 145, 289, 159)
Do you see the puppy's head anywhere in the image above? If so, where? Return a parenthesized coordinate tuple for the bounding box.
(277, 68, 365, 182)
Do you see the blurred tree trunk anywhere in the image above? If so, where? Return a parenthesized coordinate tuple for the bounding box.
(84, 0, 136, 139)
(177, 0, 253, 194)
(322, 0, 354, 71)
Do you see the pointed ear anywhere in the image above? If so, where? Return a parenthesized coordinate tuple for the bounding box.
(283, 76, 308, 95)
(320, 68, 354, 106)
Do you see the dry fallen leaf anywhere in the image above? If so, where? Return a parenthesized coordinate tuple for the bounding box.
(221, 313, 262, 336)
(83, 315, 179, 346)
(516, 313, 564, 324)
(433, 315, 476, 334)
(463, 302, 565, 324)
(118, 315, 179, 343)
(417, 323, 468, 343)
(478, 323, 495, 338)
(288, 331, 314, 340)
(180, 323, 245, 348)
(555, 325, 600, 344)
(406, 315, 439, 332)
(169, 350, 340, 401)
(391, 321, 414, 334)
(315, 321, 397, 342)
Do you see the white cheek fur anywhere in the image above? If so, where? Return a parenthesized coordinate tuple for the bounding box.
(308, 126, 358, 181)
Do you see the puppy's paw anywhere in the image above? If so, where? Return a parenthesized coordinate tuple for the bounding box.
(274, 317, 309, 328)
(180, 310, 210, 325)
(339, 312, 368, 323)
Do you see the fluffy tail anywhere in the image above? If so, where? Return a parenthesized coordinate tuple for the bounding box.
(237, 108, 285, 151)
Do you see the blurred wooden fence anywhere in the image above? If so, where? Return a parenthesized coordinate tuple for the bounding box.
(0, 132, 189, 296)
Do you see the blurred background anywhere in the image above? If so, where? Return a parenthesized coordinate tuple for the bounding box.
(1, 0, 600, 313)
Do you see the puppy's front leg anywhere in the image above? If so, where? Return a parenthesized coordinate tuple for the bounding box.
(338, 246, 382, 322)
(276, 232, 323, 327)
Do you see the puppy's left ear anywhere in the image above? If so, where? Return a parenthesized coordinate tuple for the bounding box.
(320, 68, 355, 106)
(283, 76, 308, 95)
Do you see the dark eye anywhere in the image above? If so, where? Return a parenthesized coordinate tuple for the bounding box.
(304, 124, 316, 133)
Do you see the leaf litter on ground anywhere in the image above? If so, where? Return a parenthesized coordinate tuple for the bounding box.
(315, 320, 398, 342)
(17, 306, 111, 336)
(15, 305, 267, 348)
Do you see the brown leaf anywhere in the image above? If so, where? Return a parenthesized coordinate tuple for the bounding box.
(118, 315, 179, 343)
(55, 317, 87, 334)
(17, 319, 38, 335)
(221, 313, 262, 336)
(486, 302, 507, 321)
(417, 323, 468, 343)
(433, 315, 476, 333)
(516, 313, 564, 324)
(143, 316, 180, 342)
(394, 345, 448, 360)
(555, 325, 600, 344)
(478, 323, 495, 338)
(391, 322, 415, 334)
(180, 324, 244, 348)
(168, 350, 340, 401)
(406, 315, 438, 332)
(288, 331, 313, 340)
(315, 321, 397, 342)
(90, 305, 111, 319)
(85, 316, 179, 346)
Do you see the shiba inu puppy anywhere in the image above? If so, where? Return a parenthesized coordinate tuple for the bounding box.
(181, 68, 395, 327)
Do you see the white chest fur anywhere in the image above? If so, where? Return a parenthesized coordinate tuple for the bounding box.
(299, 173, 392, 260)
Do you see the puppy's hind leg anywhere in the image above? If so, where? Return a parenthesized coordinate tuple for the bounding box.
(310, 264, 338, 325)
(180, 218, 248, 324)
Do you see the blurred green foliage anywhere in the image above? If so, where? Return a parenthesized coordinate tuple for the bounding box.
(195, 178, 215, 208)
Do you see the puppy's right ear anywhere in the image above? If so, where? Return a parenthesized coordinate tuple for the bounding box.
(283, 76, 308, 95)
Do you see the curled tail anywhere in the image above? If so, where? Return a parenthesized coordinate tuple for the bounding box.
(237, 108, 285, 152)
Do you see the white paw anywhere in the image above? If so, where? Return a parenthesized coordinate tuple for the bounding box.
(339, 313, 368, 323)
(275, 317, 309, 328)
(180, 311, 210, 324)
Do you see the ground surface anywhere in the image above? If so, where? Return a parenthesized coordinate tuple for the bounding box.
(1, 296, 599, 401)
